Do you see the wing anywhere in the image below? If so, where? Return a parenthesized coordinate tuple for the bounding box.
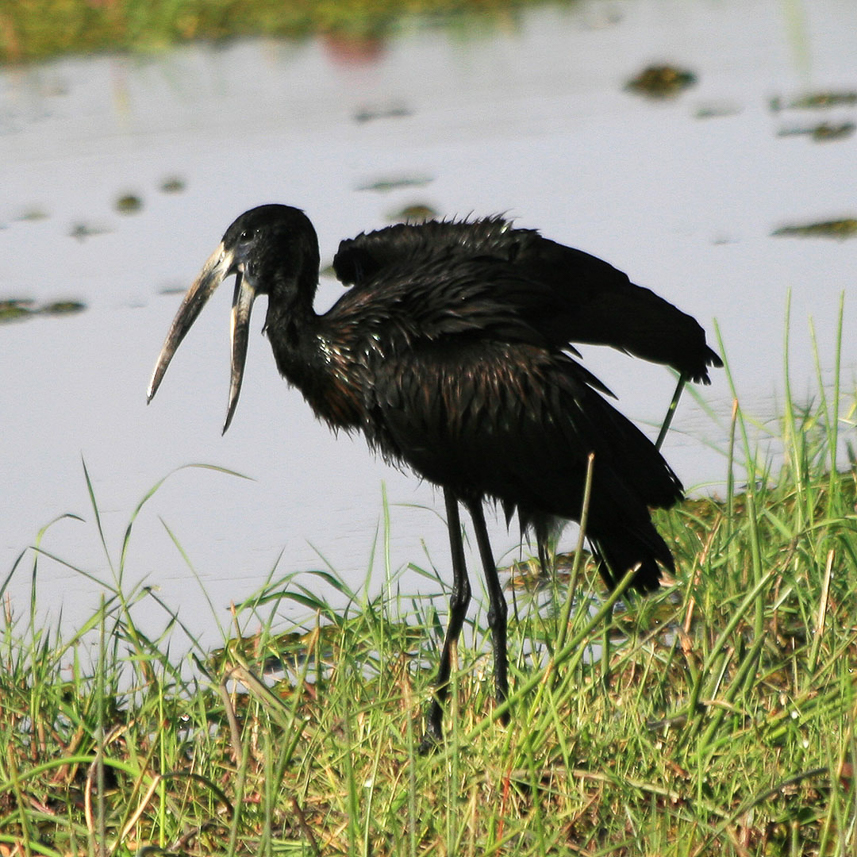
(333, 218, 722, 383)
(326, 251, 613, 395)
(500, 232, 723, 384)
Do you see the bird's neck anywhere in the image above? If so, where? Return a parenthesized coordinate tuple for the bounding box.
(264, 273, 320, 377)
(264, 279, 364, 430)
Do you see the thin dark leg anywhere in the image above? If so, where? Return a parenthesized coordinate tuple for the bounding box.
(420, 488, 472, 752)
(655, 372, 687, 451)
(465, 500, 510, 724)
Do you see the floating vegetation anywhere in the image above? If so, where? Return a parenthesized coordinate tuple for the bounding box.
(777, 122, 855, 142)
(160, 176, 186, 193)
(0, 299, 36, 322)
(0, 297, 86, 323)
(770, 91, 857, 112)
(695, 102, 741, 119)
(772, 218, 857, 239)
(159, 283, 189, 295)
(504, 550, 588, 593)
(812, 122, 855, 141)
(14, 207, 49, 222)
(115, 193, 143, 214)
(386, 202, 438, 223)
(353, 104, 412, 123)
(626, 64, 696, 98)
(357, 175, 433, 193)
(69, 222, 110, 240)
(41, 299, 86, 316)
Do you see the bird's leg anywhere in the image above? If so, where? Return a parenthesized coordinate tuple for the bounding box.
(466, 500, 510, 724)
(655, 372, 687, 451)
(420, 489, 472, 752)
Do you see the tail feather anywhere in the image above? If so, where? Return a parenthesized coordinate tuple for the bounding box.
(590, 530, 671, 593)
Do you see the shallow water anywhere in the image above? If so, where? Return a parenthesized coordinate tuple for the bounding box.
(1, 0, 856, 647)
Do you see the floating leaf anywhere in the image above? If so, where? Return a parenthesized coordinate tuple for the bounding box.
(772, 219, 857, 239)
(357, 175, 433, 193)
(0, 299, 36, 323)
(160, 176, 186, 193)
(40, 300, 86, 316)
(386, 203, 438, 223)
(626, 65, 696, 98)
(115, 193, 143, 214)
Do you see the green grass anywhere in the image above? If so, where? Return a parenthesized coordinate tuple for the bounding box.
(0, 0, 563, 64)
(2, 332, 857, 855)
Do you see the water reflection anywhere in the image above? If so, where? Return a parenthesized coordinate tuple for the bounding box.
(1, 0, 855, 647)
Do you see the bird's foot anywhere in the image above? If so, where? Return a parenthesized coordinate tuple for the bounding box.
(417, 706, 444, 755)
(417, 731, 441, 756)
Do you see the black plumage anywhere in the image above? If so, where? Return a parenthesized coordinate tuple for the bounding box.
(334, 216, 721, 384)
(148, 204, 720, 747)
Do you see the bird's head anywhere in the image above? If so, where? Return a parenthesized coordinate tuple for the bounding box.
(147, 204, 318, 433)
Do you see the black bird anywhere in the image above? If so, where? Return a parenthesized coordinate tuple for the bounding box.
(148, 204, 721, 747)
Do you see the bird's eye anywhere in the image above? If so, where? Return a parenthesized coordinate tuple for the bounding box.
(239, 229, 254, 244)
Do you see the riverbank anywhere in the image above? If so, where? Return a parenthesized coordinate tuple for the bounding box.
(2, 0, 558, 64)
